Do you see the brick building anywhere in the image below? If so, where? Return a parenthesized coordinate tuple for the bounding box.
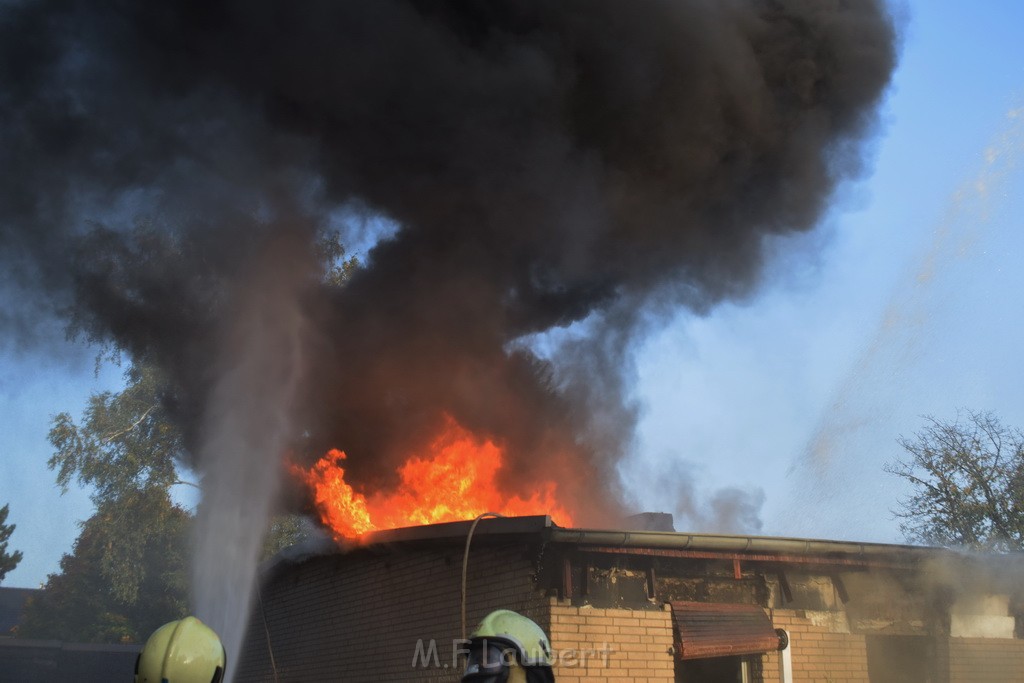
(237, 515, 1024, 682)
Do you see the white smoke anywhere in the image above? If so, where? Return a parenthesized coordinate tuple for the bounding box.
(191, 238, 312, 679)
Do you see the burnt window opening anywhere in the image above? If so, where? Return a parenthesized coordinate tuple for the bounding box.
(676, 654, 761, 683)
(865, 635, 936, 683)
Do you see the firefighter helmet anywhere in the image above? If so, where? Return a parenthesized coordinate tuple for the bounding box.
(134, 616, 226, 683)
(462, 609, 555, 683)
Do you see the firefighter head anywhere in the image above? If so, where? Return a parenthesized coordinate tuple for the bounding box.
(134, 616, 226, 683)
(461, 609, 555, 683)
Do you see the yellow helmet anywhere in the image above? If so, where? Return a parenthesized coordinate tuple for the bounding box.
(462, 610, 554, 683)
(134, 616, 226, 683)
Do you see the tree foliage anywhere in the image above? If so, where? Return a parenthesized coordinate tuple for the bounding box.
(887, 411, 1024, 551)
(316, 229, 361, 289)
(0, 503, 23, 584)
(18, 494, 189, 643)
(28, 359, 313, 640)
(261, 513, 311, 560)
(23, 229, 350, 640)
(47, 363, 192, 603)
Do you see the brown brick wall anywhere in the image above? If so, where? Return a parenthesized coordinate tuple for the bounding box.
(761, 609, 869, 683)
(236, 542, 549, 682)
(548, 601, 674, 683)
(235, 544, 1024, 683)
(947, 637, 1024, 683)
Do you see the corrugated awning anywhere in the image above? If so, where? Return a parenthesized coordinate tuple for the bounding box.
(669, 601, 784, 660)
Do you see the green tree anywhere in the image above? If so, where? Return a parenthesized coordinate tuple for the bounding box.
(22, 361, 312, 642)
(886, 411, 1024, 550)
(47, 362, 192, 603)
(262, 513, 311, 560)
(0, 503, 24, 584)
(19, 495, 189, 643)
(17, 364, 192, 642)
(22, 228, 352, 640)
(316, 229, 361, 288)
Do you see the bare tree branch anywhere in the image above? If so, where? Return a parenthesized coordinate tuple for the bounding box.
(101, 404, 157, 444)
(888, 411, 1024, 551)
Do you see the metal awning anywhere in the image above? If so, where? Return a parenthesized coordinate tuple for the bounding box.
(669, 601, 785, 660)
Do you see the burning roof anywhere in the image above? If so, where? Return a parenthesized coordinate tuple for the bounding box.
(292, 418, 573, 539)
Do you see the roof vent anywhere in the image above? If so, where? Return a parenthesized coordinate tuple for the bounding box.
(622, 512, 675, 532)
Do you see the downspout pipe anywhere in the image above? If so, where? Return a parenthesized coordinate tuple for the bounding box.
(778, 629, 793, 683)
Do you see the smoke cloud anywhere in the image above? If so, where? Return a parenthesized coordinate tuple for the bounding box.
(2, 0, 896, 541)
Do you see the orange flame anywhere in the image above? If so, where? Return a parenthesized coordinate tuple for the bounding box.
(295, 418, 573, 539)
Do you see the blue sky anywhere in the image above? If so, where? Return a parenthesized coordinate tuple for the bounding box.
(624, 1, 1024, 539)
(3, 1, 1024, 587)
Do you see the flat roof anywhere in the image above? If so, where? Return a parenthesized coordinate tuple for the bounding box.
(264, 514, 1024, 578)
(363, 514, 926, 553)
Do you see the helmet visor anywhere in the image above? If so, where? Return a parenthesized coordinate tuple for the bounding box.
(461, 642, 511, 683)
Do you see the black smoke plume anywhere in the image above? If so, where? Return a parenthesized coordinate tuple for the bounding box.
(0, 0, 897, 523)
